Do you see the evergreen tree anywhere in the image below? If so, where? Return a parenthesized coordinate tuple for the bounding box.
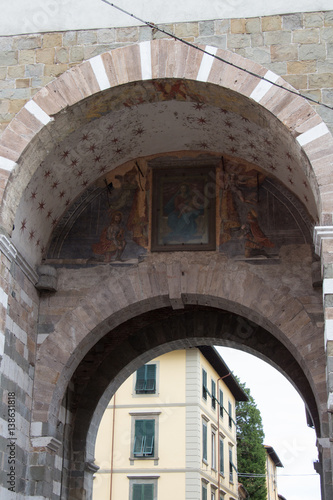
(236, 381, 267, 499)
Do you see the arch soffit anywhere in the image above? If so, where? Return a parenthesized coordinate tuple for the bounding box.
(0, 39, 332, 257)
(33, 261, 325, 430)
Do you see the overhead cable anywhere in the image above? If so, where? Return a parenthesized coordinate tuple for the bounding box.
(100, 0, 333, 112)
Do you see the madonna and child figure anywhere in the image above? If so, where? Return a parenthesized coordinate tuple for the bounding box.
(163, 183, 204, 243)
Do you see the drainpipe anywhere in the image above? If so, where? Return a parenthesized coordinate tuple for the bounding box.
(109, 393, 116, 500)
(217, 373, 231, 499)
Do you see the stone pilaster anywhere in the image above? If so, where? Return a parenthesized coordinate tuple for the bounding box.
(314, 226, 333, 499)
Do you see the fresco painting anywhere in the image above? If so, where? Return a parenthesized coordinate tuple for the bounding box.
(46, 157, 312, 265)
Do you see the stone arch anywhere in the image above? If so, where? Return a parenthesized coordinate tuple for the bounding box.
(0, 39, 332, 259)
(33, 259, 325, 433)
(30, 259, 326, 498)
(0, 38, 330, 498)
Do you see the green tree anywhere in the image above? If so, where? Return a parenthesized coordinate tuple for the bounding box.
(236, 381, 267, 499)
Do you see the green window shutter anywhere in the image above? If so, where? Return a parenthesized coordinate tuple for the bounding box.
(143, 484, 154, 500)
(145, 364, 156, 393)
(135, 366, 146, 393)
(132, 483, 154, 500)
(228, 401, 232, 428)
(211, 380, 216, 409)
(143, 420, 155, 456)
(219, 389, 223, 417)
(219, 438, 224, 475)
(136, 365, 156, 394)
(133, 484, 143, 500)
(134, 420, 144, 456)
(202, 369, 207, 400)
(229, 448, 233, 482)
(202, 484, 207, 500)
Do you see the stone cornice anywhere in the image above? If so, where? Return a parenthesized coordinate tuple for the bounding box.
(313, 226, 333, 256)
(0, 232, 39, 284)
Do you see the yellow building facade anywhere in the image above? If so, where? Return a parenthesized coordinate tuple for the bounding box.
(93, 347, 247, 500)
(265, 446, 283, 500)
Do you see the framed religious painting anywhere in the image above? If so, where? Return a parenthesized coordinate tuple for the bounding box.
(151, 166, 216, 251)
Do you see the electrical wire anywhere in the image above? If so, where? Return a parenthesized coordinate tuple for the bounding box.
(100, 0, 333, 112)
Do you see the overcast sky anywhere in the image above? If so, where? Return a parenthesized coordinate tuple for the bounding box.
(216, 347, 321, 500)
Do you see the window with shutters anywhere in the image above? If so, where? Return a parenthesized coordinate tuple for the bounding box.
(228, 401, 233, 429)
(133, 419, 155, 457)
(202, 419, 208, 462)
(211, 430, 216, 469)
(135, 364, 156, 394)
(229, 446, 234, 483)
(202, 368, 208, 400)
(130, 413, 160, 461)
(219, 437, 224, 476)
(219, 389, 223, 418)
(202, 482, 208, 500)
(129, 478, 157, 500)
(211, 379, 216, 410)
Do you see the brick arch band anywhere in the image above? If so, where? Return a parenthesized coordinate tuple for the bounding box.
(0, 38, 333, 233)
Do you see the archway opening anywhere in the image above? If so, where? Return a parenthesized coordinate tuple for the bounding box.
(58, 305, 323, 498)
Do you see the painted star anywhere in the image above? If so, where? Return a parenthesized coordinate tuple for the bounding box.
(61, 150, 70, 160)
(38, 201, 45, 211)
(197, 117, 208, 125)
(76, 170, 83, 178)
(46, 210, 53, 219)
(59, 191, 65, 199)
(224, 120, 233, 128)
(20, 219, 27, 232)
(88, 144, 97, 153)
(115, 148, 123, 154)
(199, 142, 209, 149)
(94, 155, 102, 163)
(193, 102, 204, 110)
(81, 133, 89, 141)
(29, 229, 35, 241)
(228, 135, 236, 142)
(134, 128, 144, 136)
(288, 177, 294, 185)
(44, 170, 51, 178)
(71, 158, 79, 167)
(111, 138, 119, 144)
(51, 181, 59, 190)
(99, 165, 107, 174)
(30, 190, 37, 200)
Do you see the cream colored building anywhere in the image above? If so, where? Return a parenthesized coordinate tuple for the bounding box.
(93, 347, 247, 500)
(265, 446, 283, 500)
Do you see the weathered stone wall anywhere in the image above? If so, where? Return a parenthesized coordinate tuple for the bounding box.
(0, 10, 333, 135)
(0, 246, 39, 498)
